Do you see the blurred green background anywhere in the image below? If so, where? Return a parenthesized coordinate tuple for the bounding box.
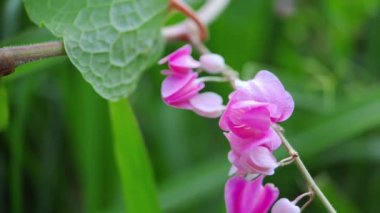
(1, 0, 380, 212)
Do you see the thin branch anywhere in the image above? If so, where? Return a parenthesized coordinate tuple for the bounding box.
(169, 0, 208, 41)
(0, 42, 65, 76)
(275, 128, 337, 213)
(162, 0, 230, 41)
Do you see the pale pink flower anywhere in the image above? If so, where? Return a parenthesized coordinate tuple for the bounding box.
(161, 72, 204, 109)
(189, 92, 225, 118)
(225, 176, 279, 213)
(200, 53, 226, 73)
(234, 70, 294, 122)
(228, 146, 278, 176)
(271, 198, 300, 213)
(159, 44, 200, 74)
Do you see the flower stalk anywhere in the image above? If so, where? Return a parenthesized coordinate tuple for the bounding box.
(275, 127, 337, 213)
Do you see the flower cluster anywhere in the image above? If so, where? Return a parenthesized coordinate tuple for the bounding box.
(159, 45, 304, 213)
(159, 45, 225, 118)
(220, 70, 294, 177)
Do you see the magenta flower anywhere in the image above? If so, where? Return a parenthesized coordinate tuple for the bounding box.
(225, 176, 279, 213)
(219, 99, 272, 139)
(161, 71, 204, 109)
(225, 128, 281, 153)
(159, 44, 200, 74)
(234, 71, 294, 122)
(228, 145, 278, 176)
(271, 198, 300, 213)
(161, 72, 225, 118)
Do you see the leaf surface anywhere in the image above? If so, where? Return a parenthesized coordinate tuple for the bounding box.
(24, 0, 167, 100)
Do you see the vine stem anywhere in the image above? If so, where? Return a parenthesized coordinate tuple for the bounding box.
(0, 0, 230, 77)
(0, 41, 65, 76)
(275, 127, 337, 213)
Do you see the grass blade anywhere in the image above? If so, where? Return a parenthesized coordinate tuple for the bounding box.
(109, 100, 161, 213)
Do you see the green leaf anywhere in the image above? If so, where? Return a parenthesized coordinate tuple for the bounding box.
(109, 100, 161, 213)
(0, 82, 8, 131)
(24, 0, 167, 100)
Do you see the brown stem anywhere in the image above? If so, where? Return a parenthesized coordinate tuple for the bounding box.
(169, 0, 208, 41)
(0, 42, 65, 77)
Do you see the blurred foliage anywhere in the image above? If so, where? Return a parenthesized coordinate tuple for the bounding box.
(1, 0, 380, 212)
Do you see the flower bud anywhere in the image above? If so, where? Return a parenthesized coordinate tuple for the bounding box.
(200, 53, 225, 73)
(271, 198, 300, 213)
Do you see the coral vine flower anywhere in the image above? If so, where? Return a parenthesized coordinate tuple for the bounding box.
(225, 176, 279, 213)
(161, 71, 204, 109)
(225, 128, 281, 153)
(219, 99, 272, 139)
(228, 145, 278, 176)
(234, 71, 294, 122)
(159, 44, 200, 74)
(271, 198, 301, 213)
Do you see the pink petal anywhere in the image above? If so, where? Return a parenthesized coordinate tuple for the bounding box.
(250, 70, 294, 122)
(158, 44, 192, 64)
(245, 146, 277, 175)
(189, 92, 225, 118)
(169, 55, 200, 73)
(161, 72, 204, 109)
(253, 183, 280, 213)
(161, 72, 194, 98)
(226, 101, 271, 138)
(271, 198, 300, 213)
(225, 176, 279, 213)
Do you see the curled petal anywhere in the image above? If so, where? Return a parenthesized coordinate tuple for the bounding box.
(220, 100, 271, 139)
(159, 44, 192, 64)
(225, 176, 279, 213)
(189, 92, 225, 118)
(248, 70, 294, 122)
(229, 146, 278, 176)
(159, 44, 200, 74)
(225, 127, 281, 153)
(161, 72, 204, 109)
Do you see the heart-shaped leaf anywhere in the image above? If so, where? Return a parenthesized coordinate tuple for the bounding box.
(24, 0, 167, 100)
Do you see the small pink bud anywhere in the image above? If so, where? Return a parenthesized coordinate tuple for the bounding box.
(200, 53, 225, 73)
(189, 92, 225, 118)
(271, 198, 300, 213)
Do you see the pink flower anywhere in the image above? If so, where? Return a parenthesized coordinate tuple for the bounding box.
(271, 198, 300, 213)
(225, 128, 281, 153)
(200, 53, 226, 73)
(225, 176, 279, 213)
(219, 99, 272, 139)
(228, 146, 278, 176)
(161, 72, 225, 118)
(189, 92, 225, 118)
(234, 71, 294, 122)
(161, 72, 204, 109)
(159, 44, 200, 75)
